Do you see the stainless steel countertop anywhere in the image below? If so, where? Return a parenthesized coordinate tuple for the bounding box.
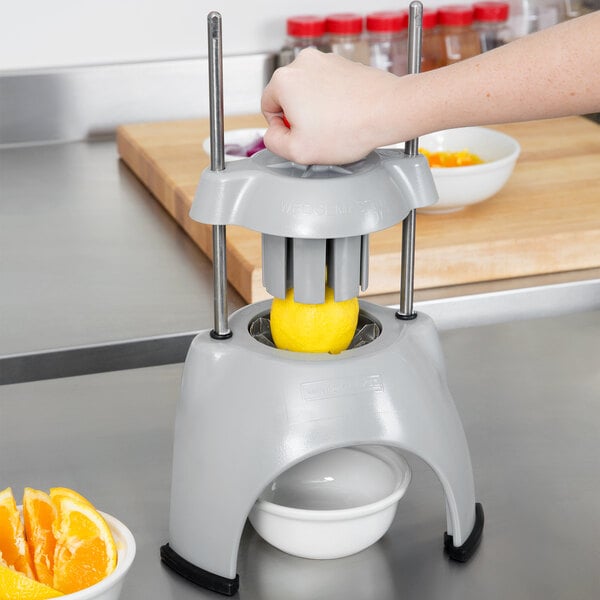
(0, 138, 246, 357)
(2, 309, 599, 599)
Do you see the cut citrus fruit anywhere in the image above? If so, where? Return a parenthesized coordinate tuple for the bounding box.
(23, 488, 56, 586)
(270, 286, 359, 354)
(49, 487, 95, 541)
(420, 148, 484, 168)
(52, 496, 117, 594)
(0, 562, 64, 599)
(49, 487, 95, 511)
(0, 487, 35, 579)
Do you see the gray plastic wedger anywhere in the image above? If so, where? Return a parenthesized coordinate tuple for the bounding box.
(191, 148, 436, 238)
(168, 301, 478, 581)
(190, 148, 437, 302)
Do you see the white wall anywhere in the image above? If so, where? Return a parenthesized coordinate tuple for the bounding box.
(0, 0, 447, 71)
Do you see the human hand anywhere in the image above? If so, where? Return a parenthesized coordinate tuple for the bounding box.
(261, 48, 408, 165)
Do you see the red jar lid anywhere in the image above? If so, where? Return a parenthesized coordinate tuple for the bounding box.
(366, 11, 409, 32)
(438, 5, 475, 26)
(473, 2, 510, 22)
(422, 8, 439, 29)
(326, 13, 364, 35)
(287, 15, 326, 38)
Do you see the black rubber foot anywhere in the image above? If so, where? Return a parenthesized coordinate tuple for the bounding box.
(444, 502, 484, 562)
(160, 543, 239, 596)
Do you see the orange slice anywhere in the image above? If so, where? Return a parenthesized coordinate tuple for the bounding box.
(52, 497, 117, 594)
(0, 561, 63, 599)
(421, 148, 484, 168)
(0, 487, 35, 579)
(23, 488, 57, 586)
(49, 487, 94, 512)
(48, 487, 94, 540)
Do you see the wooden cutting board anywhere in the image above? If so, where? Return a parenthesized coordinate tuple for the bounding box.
(117, 115, 600, 303)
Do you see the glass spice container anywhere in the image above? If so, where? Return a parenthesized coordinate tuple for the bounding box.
(506, 0, 539, 38)
(421, 8, 446, 71)
(278, 15, 330, 67)
(473, 2, 511, 51)
(438, 5, 482, 65)
(366, 11, 409, 76)
(325, 13, 370, 65)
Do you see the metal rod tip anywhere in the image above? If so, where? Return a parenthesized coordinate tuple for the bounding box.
(208, 11, 222, 40)
(409, 1, 423, 18)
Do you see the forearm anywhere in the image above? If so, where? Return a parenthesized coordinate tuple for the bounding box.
(391, 11, 600, 139)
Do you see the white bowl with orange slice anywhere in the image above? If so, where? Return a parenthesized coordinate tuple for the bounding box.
(382, 127, 521, 213)
(418, 127, 521, 213)
(0, 486, 135, 600)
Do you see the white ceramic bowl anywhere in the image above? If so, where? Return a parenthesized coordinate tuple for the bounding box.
(202, 128, 267, 161)
(249, 446, 411, 560)
(383, 127, 520, 213)
(419, 127, 521, 213)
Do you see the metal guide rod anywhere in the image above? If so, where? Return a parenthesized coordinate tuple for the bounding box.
(207, 11, 231, 339)
(398, 1, 423, 320)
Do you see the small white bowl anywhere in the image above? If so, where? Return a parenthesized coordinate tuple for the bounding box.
(419, 127, 521, 213)
(249, 446, 411, 560)
(382, 127, 520, 213)
(202, 128, 267, 161)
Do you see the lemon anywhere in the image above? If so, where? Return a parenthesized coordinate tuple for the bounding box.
(270, 286, 359, 354)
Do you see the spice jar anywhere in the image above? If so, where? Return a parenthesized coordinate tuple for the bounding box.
(278, 15, 330, 67)
(473, 2, 511, 51)
(325, 13, 370, 65)
(421, 8, 445, 71)
(438, 5, 482, 65)
(506, 0, 540, 38)
(366, 11, 409, 76)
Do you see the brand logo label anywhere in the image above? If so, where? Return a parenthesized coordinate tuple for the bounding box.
(301, 374, 384, 402)
(280, 200, 351, 217)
